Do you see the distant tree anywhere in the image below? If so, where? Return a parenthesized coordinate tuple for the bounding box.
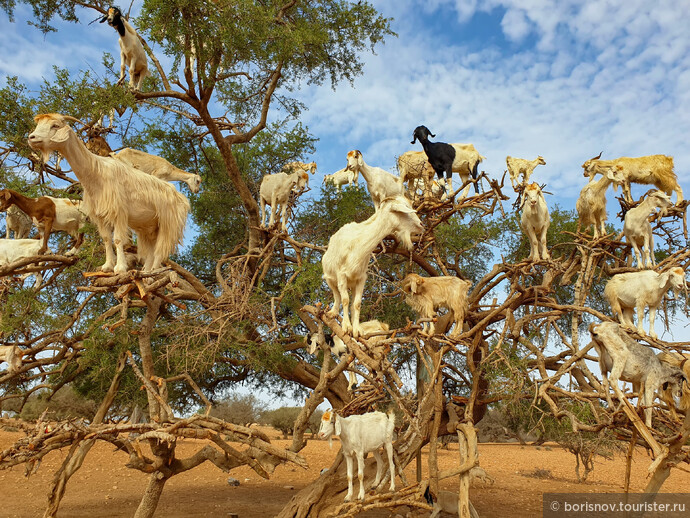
(209, 393, 266, 425)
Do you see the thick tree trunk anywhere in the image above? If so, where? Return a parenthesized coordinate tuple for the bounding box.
(134, 472, 170, 518)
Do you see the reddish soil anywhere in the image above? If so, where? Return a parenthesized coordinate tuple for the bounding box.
(1, 426, 688, 517)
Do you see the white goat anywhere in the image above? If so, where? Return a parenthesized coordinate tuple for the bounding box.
(322, 195, 423, 337)
(622, 190, 673, 268)
(323, 168, 357, 192)
(4, 205, 32, 239)
(345, 150, 403, 210)
(282, 161, 317, 176)
(520, 183, 550, 261)
(506, 155, 546, 190)
(604, 266, 686, 338)
(397, 151, 435, 191)
(656, 352, 690, 420)
(0, 345, 24, 375)
(100, 7, 149, 90)
(111, 148, 202, 193)
(317, 409, 396, 501)
(401, 273, 471, 338)
(0, 238, 51, 288)
(590, 321, 687, 427)
(582, 153, 683, 204)
(576, 164, 625, 239)
(259, 170, 309, 231)
(307, 320, 390, 391)
(28, 114, 190, 273)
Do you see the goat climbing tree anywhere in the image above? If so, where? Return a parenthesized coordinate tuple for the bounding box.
(1, 2, 690, 518)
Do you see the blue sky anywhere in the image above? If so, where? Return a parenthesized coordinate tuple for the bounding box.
(2, 0, 689, 210)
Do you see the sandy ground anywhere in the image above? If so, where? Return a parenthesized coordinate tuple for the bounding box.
(1, 425, 688, 517)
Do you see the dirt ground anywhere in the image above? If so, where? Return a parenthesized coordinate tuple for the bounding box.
(1, 425, 689, 518)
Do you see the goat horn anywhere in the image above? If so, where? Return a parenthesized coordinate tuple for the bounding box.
(590, 151, 603, 161)
(62, 115, 85, 126)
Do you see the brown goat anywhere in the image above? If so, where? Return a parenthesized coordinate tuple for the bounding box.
(402, 273, 472, 338)
(0, 189, 56, 254)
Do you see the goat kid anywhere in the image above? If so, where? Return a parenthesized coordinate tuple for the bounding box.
(520, 183, 550, 261)
(259, 170, 309, 231)
(576, 164, 625, 239)
(604, 266, 686, 338)
(506, 155, 546, 190)
(402, 273, 471, 338)
(322, 195, 423, 337)
(318, 409, 396, 501)
(323, 167, 357, 192)
(590, 321, 687, 427)
(622, 190, 673, 268)
(100, 6, 149, 90)
(4, 205, 32, 239)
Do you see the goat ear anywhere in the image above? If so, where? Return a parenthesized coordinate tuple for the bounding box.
(334, 415, 341, 436)
(50, 126, 71, 143)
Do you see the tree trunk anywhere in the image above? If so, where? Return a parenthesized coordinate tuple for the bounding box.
(134, 472, 170, 518)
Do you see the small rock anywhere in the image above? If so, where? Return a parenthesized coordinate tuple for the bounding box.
(535, 446, 541, 450)
(320, 468, 328, 475)
(227, 477, 240, 487)
(284, 485, 295, 490)
(545, 446, 553, 451)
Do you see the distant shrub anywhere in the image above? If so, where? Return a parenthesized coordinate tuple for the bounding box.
(19, 386, 98, 421)
(261, 406, 323, 438)
(209, 393, 267, 425)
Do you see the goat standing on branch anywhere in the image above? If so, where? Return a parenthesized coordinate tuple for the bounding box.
(604, 266, 686, 338)
(322, 195, 423, 337)
(590, 321, 687, 428)
(259, 169, 309, 232)
(28, 114, 190, 273)
(0, 345, 24, 375)
(576, 164, 625, 239)
(100, 6, 149, 90)
(317, 409, 396, 502)
(344, 150, 403, 210)
(3, 205, 32, 239)
(0, 189, 84, 255)
(520, 183, 550, 262)
(622, 190, 673, 268)
(111, 148, 202, 193)
(402, 273, 471, 338)
(323, 167, 357, 192)
(506, 155, 546, 190)
(411, 125, 484, 199)
(582, 152, 683, 204)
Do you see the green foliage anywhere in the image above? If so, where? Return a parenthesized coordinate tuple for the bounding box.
(261, 406, 323, 438)
(18, 386, 98, 421)
(209, 393, 267, 425)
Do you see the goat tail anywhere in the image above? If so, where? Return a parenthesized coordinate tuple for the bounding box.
(155, 191, 190, 261)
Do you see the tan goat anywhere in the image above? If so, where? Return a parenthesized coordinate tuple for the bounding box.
(656, 351, 690, 421)
(520, 183, 550, 261)
(506, 155, 546, 190)
(582, 153, 683, 204)
(402, 273, 472, 338)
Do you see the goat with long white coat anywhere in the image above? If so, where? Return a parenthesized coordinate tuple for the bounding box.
(622, 190, 673, 268)
(100, 7, 148, 90)
(402, 273, 471, 338)
(322, 195, 423, 337)
(111, 148, 202, 193)
(520, 183, 550, 262)
(4, 205, 32, 239)
(506, 155, 546, 190)
(0, 238, 52, 287)
(323, 168, 357, 192)
(582, 153, 683, 204)
(307, 320, 390, 391)
(590, 321, 687, 427)
(604, 266, 686, 338)
(28, 114, 190, 273)
(259, 169, 309, 231)
(318, 409, 396, 501)
(576, 164, 625, 239)
(344, 150, 403, 210)
(0, 345, 24, 375)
